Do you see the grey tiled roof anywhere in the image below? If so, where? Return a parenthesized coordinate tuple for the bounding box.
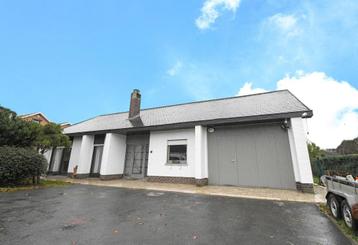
(64, 90, 312, 135)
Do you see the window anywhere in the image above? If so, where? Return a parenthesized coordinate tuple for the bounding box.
(94, 134, 106, 145)
(167, 140, 187, 164)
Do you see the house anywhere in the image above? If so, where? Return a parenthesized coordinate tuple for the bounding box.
(336, 138, 358, 155)
(64, 89, 314, 192)
(19, 112, 50, 125)
(19, 112, 71, 129)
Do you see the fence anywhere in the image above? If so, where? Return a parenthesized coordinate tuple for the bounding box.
(311, 154, 358, 177)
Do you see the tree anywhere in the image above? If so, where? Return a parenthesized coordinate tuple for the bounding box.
(0, 106, 41, 147)
(307, 142, 325, 161)
(36, 123, 70, 154)
(0, 105, 70, 152)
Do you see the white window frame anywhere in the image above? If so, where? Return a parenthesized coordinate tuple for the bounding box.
(166, 139, 187, 165)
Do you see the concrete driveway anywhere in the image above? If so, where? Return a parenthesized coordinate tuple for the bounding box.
(0, 185, 351, 245)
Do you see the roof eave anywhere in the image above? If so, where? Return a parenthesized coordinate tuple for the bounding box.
(64, 110, 312, 136)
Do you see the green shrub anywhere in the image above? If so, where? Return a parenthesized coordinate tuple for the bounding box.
(312, 154, 358, 177)
(0, 146, 48, 186)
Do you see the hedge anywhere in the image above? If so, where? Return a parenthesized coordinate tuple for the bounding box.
(311, 154, 358, 177)
(0, 146, 48, 186)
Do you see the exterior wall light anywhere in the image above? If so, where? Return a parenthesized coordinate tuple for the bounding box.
(280, 119, 290, 130)
(208, 128, 215, 133)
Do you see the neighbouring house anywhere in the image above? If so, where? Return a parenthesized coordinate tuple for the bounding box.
(19, 112, 72, 175)
(324, 148, 338, 156)
(19, 112, 71, 129)
(336, 138, 358, 155)
(64, 89, 314, 192)
(19, 112, 50, 125)
(60, 122, 71, 129)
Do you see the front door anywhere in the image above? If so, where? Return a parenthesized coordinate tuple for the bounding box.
(90, 145, 103, 177)
(124, 144, 149, 178)
(59, 148, 71, 175)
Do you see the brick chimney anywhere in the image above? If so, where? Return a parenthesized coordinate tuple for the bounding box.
(129, 89, 141, 118)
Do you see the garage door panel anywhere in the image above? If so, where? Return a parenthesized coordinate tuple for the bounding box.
(208, 124, 296, 189)
(208, 132, 219, 184)
(272, 127, 296, 189)
(255, 127, 282, 188)
(218, 131, 238, 185)
(236, 129, 258, 187)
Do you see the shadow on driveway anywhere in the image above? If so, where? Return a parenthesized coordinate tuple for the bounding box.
(0, 184, 351, 245)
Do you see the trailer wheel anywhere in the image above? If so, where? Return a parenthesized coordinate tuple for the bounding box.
(341, 200, 358, 231)
(328, 194, 341, 219)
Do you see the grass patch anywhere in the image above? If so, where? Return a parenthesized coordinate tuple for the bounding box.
(0, 179, 71, 192)
(319, 203, 358, 244)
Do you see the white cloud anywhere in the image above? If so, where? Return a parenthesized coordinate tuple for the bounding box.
(237, 82, 267, 96)
(195, 0, 241, 30)
(269, 13, 297, 30)
(236, 71, 358, 148)
(266, 13, 302, 37)
(166, 61, 183, 76)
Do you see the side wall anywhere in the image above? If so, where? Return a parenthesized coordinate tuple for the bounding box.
(194, 125, 208, 185)
(288, 117, 314, 193)
(100, 133, 127, 179)
(50, 147, 64, 173)
(67, 136, 82, 174)
(43, 148, 53, 171)
(147, 128, 196, 179)
(77, 135, 95, 176)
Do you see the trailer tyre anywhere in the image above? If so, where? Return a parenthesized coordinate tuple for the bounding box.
(328, 194, 341, 219)
(341, 200, 358, 231)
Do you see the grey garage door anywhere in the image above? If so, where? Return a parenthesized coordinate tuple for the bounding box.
(208, 123, 296, 189)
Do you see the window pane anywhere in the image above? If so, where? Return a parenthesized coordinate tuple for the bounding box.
(168, 144, 187, 162)
(94, 134, 106, 145)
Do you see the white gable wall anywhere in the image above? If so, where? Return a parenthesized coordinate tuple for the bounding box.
(147, 128, 196, 178)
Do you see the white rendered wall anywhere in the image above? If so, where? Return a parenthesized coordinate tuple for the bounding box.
(194, 125, 208, 179)
(100, 133, 127, 176)
(68, 136, 82, 173)
(43, 148, 53, 171)
(77, 135, 94, 174)
(288, 117, 313, 184)
(148, 128, 195, 177)
(51, 147, 64, 172)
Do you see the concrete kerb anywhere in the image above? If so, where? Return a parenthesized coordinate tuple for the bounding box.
(47, 176, 325, 204)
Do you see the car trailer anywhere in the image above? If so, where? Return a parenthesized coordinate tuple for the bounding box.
(321, 175, 358, 232)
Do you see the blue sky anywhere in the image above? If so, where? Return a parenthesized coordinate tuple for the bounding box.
(1, 0, 358, 147)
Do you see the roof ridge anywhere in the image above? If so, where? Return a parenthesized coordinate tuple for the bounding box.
(98, 89, 289, 118)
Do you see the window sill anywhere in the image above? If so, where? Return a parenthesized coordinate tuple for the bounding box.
(165, 163, 188, 166)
